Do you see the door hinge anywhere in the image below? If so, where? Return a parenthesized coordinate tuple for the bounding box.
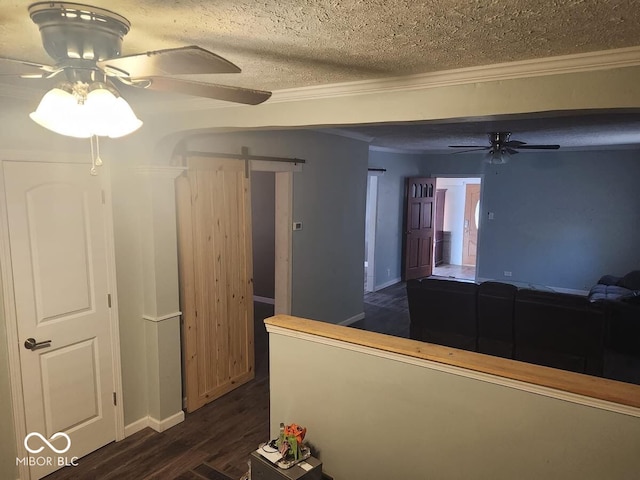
(107, 293, 112, 308)
(113, 392, 117, 406)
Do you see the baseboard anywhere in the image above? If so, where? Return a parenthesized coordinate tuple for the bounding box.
(338, 312, 365, 326)
(253, 295, 275, 305)
(124, 417, 151, 437)
(148, 410, 185, 433)
(124, 410, 185, 436)
(373, 277, 401, 291)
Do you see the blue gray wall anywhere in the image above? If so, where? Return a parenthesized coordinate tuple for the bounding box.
(472, 149, 640, 289)
(188, 130, 369, 323)
(371, 148, 640, 291)
(368, 150, 430, 289)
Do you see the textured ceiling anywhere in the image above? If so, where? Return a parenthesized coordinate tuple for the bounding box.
(324, 110, 640, 152)
(1, 0, 640, 91)
(1, 1, 639, 151)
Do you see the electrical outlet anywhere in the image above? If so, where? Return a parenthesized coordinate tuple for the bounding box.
(387, 268, 391, 277)
(504, 271, 512, 277)
(488, 212, 495, 220)
(292, 221, 303, 231)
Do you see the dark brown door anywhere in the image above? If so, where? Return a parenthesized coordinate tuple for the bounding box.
(403, 177, 435, 280)
(462, 184, 480, 266)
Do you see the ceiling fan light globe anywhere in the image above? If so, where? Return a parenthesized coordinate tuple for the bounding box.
(486, 150, 508, 165)
(105, 97, 142, 138)
(85, 87, 117, 111)
(30, 87, 92, 138)
(85, 87, 119, 136)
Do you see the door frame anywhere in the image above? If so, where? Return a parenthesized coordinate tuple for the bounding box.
(249, 160, 299, 315)
(0, 152, 125, 480)
(364, 173, 380, 293)
(431, 174, 484, 281)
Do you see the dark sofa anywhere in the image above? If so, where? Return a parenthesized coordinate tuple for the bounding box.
(589, 271, 640, 384)
(407, 273, 640, 383)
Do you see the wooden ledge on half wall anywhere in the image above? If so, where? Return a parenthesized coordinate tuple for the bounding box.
(264, 314, 640, 411)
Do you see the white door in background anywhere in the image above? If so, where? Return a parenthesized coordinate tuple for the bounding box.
(4, 161, 117, 479)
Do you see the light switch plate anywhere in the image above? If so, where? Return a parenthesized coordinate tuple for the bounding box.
(293, 221, 303, 230)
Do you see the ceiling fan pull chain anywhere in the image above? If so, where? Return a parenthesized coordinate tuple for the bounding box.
(90, 135, 98, 176)
(95, 136, 103, 167)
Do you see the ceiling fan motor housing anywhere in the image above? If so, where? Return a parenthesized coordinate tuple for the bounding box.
(29, 2, 130, 64)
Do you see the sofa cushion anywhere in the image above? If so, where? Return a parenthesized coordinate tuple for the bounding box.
(621, 293, 640, 305)
(604, 301, 640, 385)
(477, 281, 517, 358)
(597, 274, 622, 286)
(514, 289, 605, 375)
(589, 284, 635, 302)
(407, 278, 478, 351)
(618, 270, 640, 291)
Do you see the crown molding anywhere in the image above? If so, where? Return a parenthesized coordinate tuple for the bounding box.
(270, 45, 640, 103)
(144, 45, 640, 114)
(9, 45, 637, 114)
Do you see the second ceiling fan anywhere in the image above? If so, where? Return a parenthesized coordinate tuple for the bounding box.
(449, 132, 560, 164)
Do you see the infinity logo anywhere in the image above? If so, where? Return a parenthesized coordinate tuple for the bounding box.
(24, 432, 71, 454)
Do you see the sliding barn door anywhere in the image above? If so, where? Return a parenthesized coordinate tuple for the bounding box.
(176, 156, 254, 413)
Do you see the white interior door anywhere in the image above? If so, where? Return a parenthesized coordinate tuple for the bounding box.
(4, 161, 117, 479)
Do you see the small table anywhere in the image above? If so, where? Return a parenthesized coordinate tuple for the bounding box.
(250, 450, 322, 480)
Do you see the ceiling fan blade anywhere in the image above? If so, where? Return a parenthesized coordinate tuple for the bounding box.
(504, 140, 526, 147)
(449, 145, 490, 149)
(0, 57, 56, 77)
(451, 147, 490, 154)
(506, 148, 520, 155)
(514, 144, 560, 150)
(98, 46, 241, 78)
(141, 77, 271, 105)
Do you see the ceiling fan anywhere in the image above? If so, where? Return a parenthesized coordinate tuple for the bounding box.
(0, 2, 272, 173)
(449, 132, 560, 164)
(1, 2, 272, 106)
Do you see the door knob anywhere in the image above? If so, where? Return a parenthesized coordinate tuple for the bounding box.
(24, 338, 51, 351)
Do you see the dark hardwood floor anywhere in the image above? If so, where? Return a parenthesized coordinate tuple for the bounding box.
(45, 303, 273, 480)
(352, 281, 409, 338)
(43, 287, 408, 480)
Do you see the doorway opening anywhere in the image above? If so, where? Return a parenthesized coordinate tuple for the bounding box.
(251, 170, 275, 380)
(432, 177, 482, 281)
(364, 174, 379, 292)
